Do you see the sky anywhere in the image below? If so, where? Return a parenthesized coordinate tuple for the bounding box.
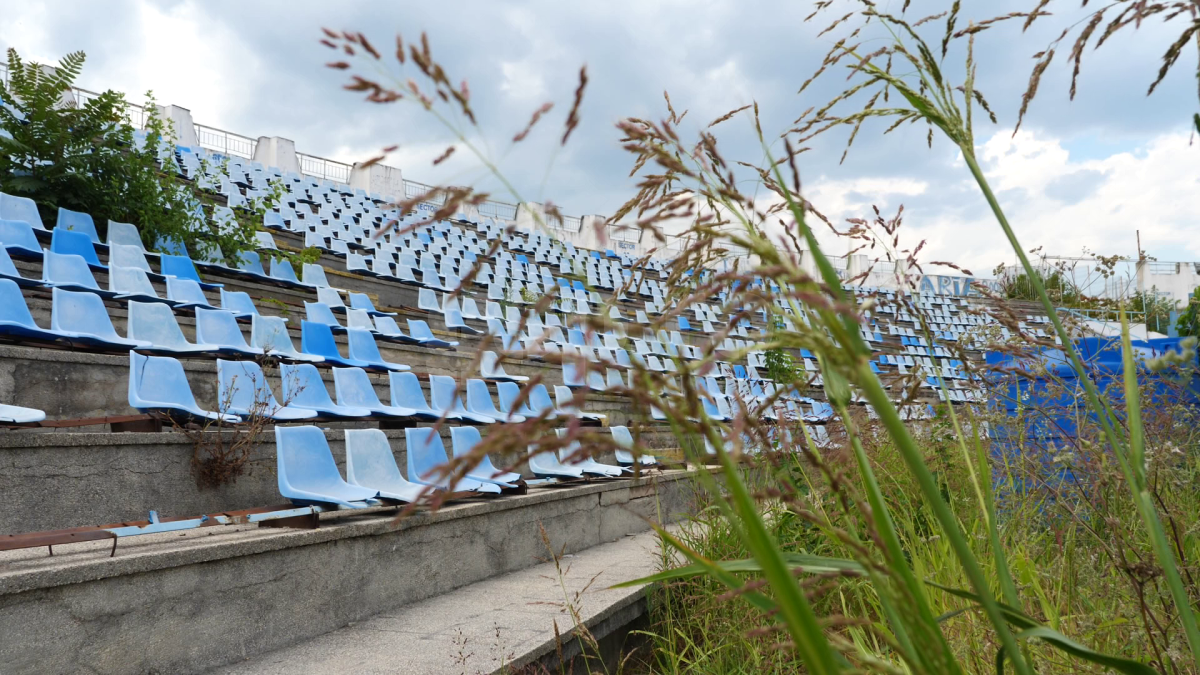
(1, 0, 1197, 279)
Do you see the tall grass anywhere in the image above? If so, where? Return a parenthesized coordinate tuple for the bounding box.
(324, 4, 1200, 672)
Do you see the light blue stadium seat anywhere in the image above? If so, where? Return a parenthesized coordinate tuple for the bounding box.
(109, 243, 161, 280)
(155, 235, 188, 257)
(554, 385, 606, 422)
(302, 263, 331, 288)
(195, 307, 263, 356)
(233, 250, 271, 280)
(610, 425, 657, 466)
(161, 253, 222, 290)
(219, 289, 261, 321)
(0, 279, 62, 342)
(417, 288, 442, 313)
(332, 367, 417, 418)
(165, 276, 216, 309)
(274, 426, 378, 509)
(388, 371, 442, 421)
(480, 351, 528, 382)
(280, 363, 373, 419)
(345, 308, 377, 333)
(41, 249, 115, 297)
(407, 319, 457, 348)
(495, 381, 539, 421)
(450, 426, 522, 488)
(348, 292, 394, 317)
(430, 375, 495, 424)
(555, 428, 624, 477)
(268, 257, 309, 288)
(216, 359, 316, 421)
(55, 207, 102, 246)
(345, 327, 409, 372)
(251, 315, 323, 362)
(305, 302, 346, 333)
(0, 219, 45, 258)
(51, 287, 147, 349)
(0, 246, 42, 287)
(300, 320, 372, 367)
(0, 192, 47, 232)
(316, 287, 347, 312)
(106, 220, 148, 254)
(128, 351, 237, 423)
(444, 307, 481, 335)
(127, 300, 218, 355)
(344, 428, 426, 503)
(526, 442, 584, 480)
(0, 402, 45, 425)
(109, 265, 168, 304)
(371, 315, 420, 344)
(405, 427, 500, 494)
(527, 384, 562, 418)
(466, 379, 521, 423)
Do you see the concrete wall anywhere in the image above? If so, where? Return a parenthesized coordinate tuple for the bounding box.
(1138, 261, 1200, 306)
(349, 162, 404, 201)
(0, 473, 696, 675)
(252, 136, 300, 175)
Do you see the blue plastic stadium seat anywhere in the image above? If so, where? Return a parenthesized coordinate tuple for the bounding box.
(195, 307, 263, 356)
(555, 429, 624, 477)
(280, 363, 373, 419)
(109, 243, 160, 279)
(233, 250, 271, 280)
(445, 307, 481, 335)
(466, 379, 521, 423)
(344, 428, 426, 503)
(274, 426, 378, 509)
(348, 292, 394, 317)
(0, 279, 62, 342)
(155, 235, 188, 257)
(345, 327, 409, 372)
(0, 402, 46, 425)
(0, 219, 44, 258)
(316, 287, 347, 312)
(161, 253, 223, 290)
(268, 257, 310, 288)
(407, 319, 457, 349)
(332, 367, 417, 418)
(302, 263, 331, 288)
(219, 289, 262, 321)
(430, 375, 495, 424)
(251, 315, 322, 362)
(41, 250, 115, 297)
(55, 207, 102, 245)
(107, 266, 165, 305)
(405, 427, 500, 494)
(417, 288, 442, 313)
(106, 220, 148, 253)
(0, 192, 47, 232)
(495, 381, 539, 421)
(388, 371, 442, 421)
(610, 425, 657, 466)
(526, 442, 584, 480)
(0, 246, 42, 287)
(51, 287, 148, 349)
(480, 351, 528, 382)
(554, 385, 606, 422)
(527, 384, 562, 418)
(305, 302, 346, 333)
(372, 316, 420, 344)
(216, 359, 316, 421)
(127, 300, 218, 355)
(128, 351, 237, 423)
(300, 320, 372, 367)
(165, 276, 216, 309)
(450, 426, 523, 489)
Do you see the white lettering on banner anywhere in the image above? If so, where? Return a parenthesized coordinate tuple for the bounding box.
(617, 241, 636, 250)
(915, 275, 1001, 297)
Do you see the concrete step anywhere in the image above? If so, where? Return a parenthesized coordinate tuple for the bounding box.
(215, 528, 668, 675)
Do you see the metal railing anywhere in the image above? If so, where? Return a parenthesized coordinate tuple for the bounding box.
(554, 214, 583, 233)
(297, 152, 351, 184)
(194, 124, 256, 159)
(478, 199, 517, 220)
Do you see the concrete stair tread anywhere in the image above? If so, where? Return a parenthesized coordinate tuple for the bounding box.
(215, 528, 668, 675)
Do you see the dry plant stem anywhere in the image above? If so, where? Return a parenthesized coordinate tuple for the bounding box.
(962, 148, 1200, 669)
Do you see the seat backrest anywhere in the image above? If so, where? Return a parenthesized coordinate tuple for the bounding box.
(0, 278, 37, 327)
(305, 302, 343, 329)
(316, 286, 345, 308)
(280, 363, 337, 409)
(405, 427, 450, 484)
(429, 375, 465, 414)
(109, 265, 158, 297)
(50, 288, 128, 343)
(389, 371, 432, 412)
(406, 319, 435, 340)
(449, 426, 484, 460)
(160, 254, 203, 283)
(43, 250, 99, 289)
(235, 250, 267, 275)
(0, 193, 44, 229)
(270, 257, 301, 283)
(129, 351, 200, 408)
(465, 379, 499, 415)
(252, 314, 298, 353)
(197, 307, 252, 348)
(109, 243, 151, 272)
(348, 292, 376, 312)
(345, 327, 384, 363)
(344, 428, 406, 488)
(166, 276, 210, 305)
(275, 426, 349, 494)
(300, 320, 343, 359)
(346, 308, 374, 330)
(220, 289, 258, 317)
(128, 301, 191, 348)
(332, 367, 384, 408)
(217, 359, 274, 414)
(302, 263, 329, 287)
(528, 384, 556, 415)
(0, 219, 41, 252)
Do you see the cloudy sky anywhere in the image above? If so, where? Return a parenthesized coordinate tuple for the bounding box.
(2, 0, 1197, 278)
